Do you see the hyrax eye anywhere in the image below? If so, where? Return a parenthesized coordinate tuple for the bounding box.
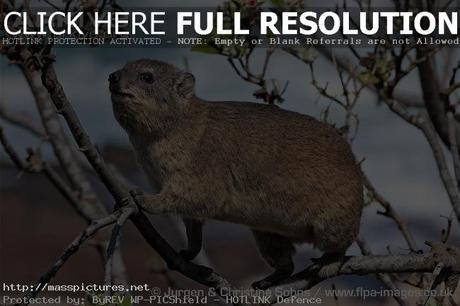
(140, 72, 154, 84)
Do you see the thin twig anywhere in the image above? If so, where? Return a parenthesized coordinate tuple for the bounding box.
(0, 103, 46, 138)
(448, 111, 460, 189)
(0, 125, 26, 169)
(362, 172, 418, 252)
(420, 113, 460, 223)
(104, 207, 135, 289)
(268, 242, 459, 305)
(23, 211, 122, 301)
(40, 59, 236, 301)
(20, 63, 128, 284)
(357, 237, 407, 306)
(0, 125, 91, 220)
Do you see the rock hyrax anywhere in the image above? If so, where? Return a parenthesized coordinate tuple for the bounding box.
(109, 59, 363, 289)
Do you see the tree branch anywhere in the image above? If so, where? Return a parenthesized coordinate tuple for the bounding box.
(0, 102, 46, 138)
(0, 125, 26, 169)
(357, 238, 407, 306)
(362, 172, 418, 252)
(416, 47, 460, 149)
(448, 111, 460, 190)
(419, 113, 460, 223)
(20, 65, 128, 285)
(0, 125, 89, 220)
(104, 207, 134, 289)
(269, 242, 459, 304)
(39, 58, 235, 300)
(24, 209, 125, 301)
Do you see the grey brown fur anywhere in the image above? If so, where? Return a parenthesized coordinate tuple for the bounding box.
(109, 59, 363, 288)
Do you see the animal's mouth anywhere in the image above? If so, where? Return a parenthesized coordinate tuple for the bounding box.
(109, 82, 134, 98)
(110, 90, 134, 98)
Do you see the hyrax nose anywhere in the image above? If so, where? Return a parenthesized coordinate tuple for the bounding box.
(109, 71, 121, 84)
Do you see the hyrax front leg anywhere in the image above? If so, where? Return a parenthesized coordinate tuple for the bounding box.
(252, 231, 295, 290)
(130, 190, 204, 260)
(179, 218, 203, 260)
(129, 189, 181, 215)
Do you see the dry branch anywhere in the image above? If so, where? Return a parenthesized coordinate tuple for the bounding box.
(0, 103, 46, 138)
(448, 111, 460, 190)
(21, 68, 106, 215)
(22, 209, 125, 301)
(357, 238, 407, 306)
(417, 47, 457, 148)
(1, 2, 234, 301)
(39, 58, 235, 299)
(268, 242, 459, 304)
(4, 118, 459, 304)
(1, 2, 460, 305)
(20, 65, 128, 285)
(419, 113, 460, 222)
(362, 173, 418, 252)
(0, 125, 26, 170)
(286, 45, 460, 223)
(0, 125, 89, 219)
(104, 207, 135, 289)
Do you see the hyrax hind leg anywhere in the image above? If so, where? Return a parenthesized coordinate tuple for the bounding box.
(179, 218, 203, 260)
(251, 230, 295, 290)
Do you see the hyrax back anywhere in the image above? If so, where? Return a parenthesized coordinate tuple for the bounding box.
(179, 101, 363, 254)
(109, 59, 363, 281)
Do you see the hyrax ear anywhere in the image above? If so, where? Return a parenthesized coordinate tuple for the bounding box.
(176, 72, 195, 100)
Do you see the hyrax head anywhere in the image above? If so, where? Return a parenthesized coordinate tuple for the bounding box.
(109, 59, 195, 133)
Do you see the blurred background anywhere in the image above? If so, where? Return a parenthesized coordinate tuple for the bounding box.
(1, 1, 460, 305)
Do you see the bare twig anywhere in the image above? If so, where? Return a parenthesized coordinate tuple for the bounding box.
(416, 47, 456, 149)
(420, 113, 460, 222)
(24, 210, 124, 301)
(269, 243, 459, 304)
(357, 238, 407, 306)
(0, 125, 26, 169)
(104, 207, 135, 289)
(0, 102, 46, 138)
(0, 125, 89, 220)
(362, 173, 418, 252)
(287, 43, 460, 223)
(20, 65, 128, 285)
(22, 68, 105, 210)
(441, 214, 454, 244)
(39, 59, 235, 300)
(3, 19, 234, 301)
(448, 111, 460, 189)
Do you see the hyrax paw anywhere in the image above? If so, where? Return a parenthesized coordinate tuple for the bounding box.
(317, 262, 341, 278)
(311, 253, 344, 278)
(119, 197, 131, 208)
(129, 188, 146, 209)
